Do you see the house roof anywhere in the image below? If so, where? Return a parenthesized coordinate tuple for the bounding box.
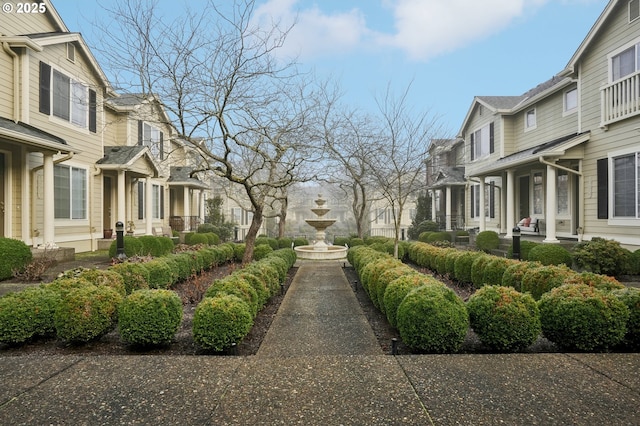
(428, 166, 466, 189)
(97, 146, 160, 177)
(468, 131, 591, 177)
(167, 166, 210, 189)
(0, 116, 76, 153)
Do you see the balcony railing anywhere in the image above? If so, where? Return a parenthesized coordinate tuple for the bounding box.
(601, 72, 640, 127)
(169, 215, 201, 232)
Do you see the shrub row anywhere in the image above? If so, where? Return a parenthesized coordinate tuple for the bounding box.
(0, 238, 33, 280)
(108, 235, 174, 259)
(192, 248, 297, 352)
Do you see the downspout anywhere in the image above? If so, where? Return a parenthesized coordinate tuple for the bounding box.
(90, 166, 103, 252)
(538, 156, 582, 177)
(2, 41, 20, 122)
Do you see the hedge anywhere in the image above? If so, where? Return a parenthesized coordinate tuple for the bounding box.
(118, 289, 183, 346)
(0, 238, 32, 280)
(192, 294, 254, 351)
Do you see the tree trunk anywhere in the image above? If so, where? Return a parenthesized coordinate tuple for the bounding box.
(242, 206, 264, 264)
(278, 198, 288, 239)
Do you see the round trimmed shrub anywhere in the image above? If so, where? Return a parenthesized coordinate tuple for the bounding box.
(374, 265, 417, 314)
(470, 254, 494, 288)
(156, 236, 175, 256)
(253, 244, 274, 261)
(507, 240, 540, 261)
(0, 287, 60, 344)
(397, 284, 469, 353)
(501, 261, 542, 292)
(197, 223, 216, 233)
(203, 232, 220, 245)
(563, 272, 625, 292)
(244, 262, 280, 296)
(527, 244, 572, 266)
(612, 287, 640, 350)
(433, 248, 456, 276)
(418, 232, 433, 243)
(628, 249, 640, 275)
(454, 251, 485, 284)
(482, 258, 518, 287)
(572, 237, 629, 276)
(293, 237, 309, 247)
(539, 284, 629, 351)
(118, 289, 183, 346)
(521, 265, 576, 300)
(44, 276, 93, 296)
(233, 243, 246, 262)
(445, 250, 466, 277)
(236, 271, 270, 308)
(475, 231, 500, 253)
(54, 285, 123, 343)
(467, 285, 541, 352)
(108, 236, 144, 259)
(0, 238, 32, 280)
(193, 294, 254, 351)
(333, 236, 349, 247)
(171, 253, 194, 281)
(360, 257, 402, 299)
(138, 235, 162, 257)
(188, 233, 209, 246)
(278, 237, 293, 249)
(109, 262, 150, 294)
(205, 276, 259, 317)
(384, 275, 439, 328)
(426, 232, 452, 243)
(75, 268, 126, 297)
(143, 259, 174, 289)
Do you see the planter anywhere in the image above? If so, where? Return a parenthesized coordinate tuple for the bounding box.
(103, 229, 113, 239)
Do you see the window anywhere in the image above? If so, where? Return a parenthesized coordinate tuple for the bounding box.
(54, 165, 86, 220)
(152, 184, 164, 219)
(533, 171, 543, 215)
(630, 0, 639, 23)
(231, 207, 252, 225)
(39, 62, 96, 132)
(525, 109, 537, 130)
(564, 88, 578, 113)
(612, 152, 640, 218)
(470, 122, 494, 161)
(66, 43, 75, 62)
(471, 185, 479, 218)
(557, 170, 569, 216)
(470, 184, 495, 219)
(138, 121, 164, 159)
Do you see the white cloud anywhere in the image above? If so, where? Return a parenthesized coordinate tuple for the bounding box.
(254, 0, 555, 62)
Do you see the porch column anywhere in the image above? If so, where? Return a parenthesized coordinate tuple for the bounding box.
(183, 187, 191, 230)
(199, 190, 205, 222)
(42, 152, 55, 247)
(145, 177, 153, 235)
(478, 178, 486, 232)
(445, 186, 452, 230)
(117, 170, 126, 224)
(430, 189, 436, 222)
(505, 169, 516, 238)
(544, 164, 559, 243)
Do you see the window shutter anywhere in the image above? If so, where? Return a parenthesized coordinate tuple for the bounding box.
(489, 181, 495, 218)
(159, 132, 164, 159)
(39, 62, 51, 115)
(470, 187, 475, 218)
(138, 121, 143, 145)
(138, 181, 144, 219)
(470, 133, 475, 161)
(489, 122, 495, 154)
(597, 158, 608, 219)
(160, 187, 165, 219)
(88, 89, 97, 133)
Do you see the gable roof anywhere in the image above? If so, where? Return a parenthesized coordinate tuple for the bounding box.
(167, 166, 210, 189)
(0, 116, 76, 153)
(427, 166, 466, 189)
(97, 146, 161, 177)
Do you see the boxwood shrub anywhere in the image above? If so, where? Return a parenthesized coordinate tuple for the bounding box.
(278, 237, 293, 249)
(527, 244, 572, 266)
(572, 237, 630, 277)
(373, 265, 417, 314)
(418, 232, 432, 243)
(470, 254, 494, 288)
(193, 294, 254, 352)
(188, 233, 209, 246)
(109, 262, 151, 294)
(157, 236, 175, 256)
(294, 237, 310, 247)
(507, 240, 540, 261)
(0, 237, 32, 280)
(475, 231, 500, 253)
(426, 232, 452, 243)
(383, 274, 441, 328)
(445, 250, 466, 277)
(205, 276, 259, 317)
(73, 268, 126, 297)
(118, 289, 183, 346)
(563, 272, 625, 292)
(108, 236, 143, 259)
(612, 287, 640, 350)
(0, 287, 60, 344)
(236, 271, 270, 308)
(54, 285, 123, 343)
(521, 265, 577, 300)
(501, 261, 543, 292)
(138, 235, 162, 257)
(467, 285, 541, 352)
(539, 284, 629, 351)
(453, 251, 485, 285)
(143, 259, 175, 289)
(253, 244, 274, 260)
(360, 257, 403, 300)
(482, 258, 518, 287)
(397, 284, 469, 353)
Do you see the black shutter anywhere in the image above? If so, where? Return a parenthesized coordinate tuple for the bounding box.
(470, 133, 475, 161)
(470, 186, 475, 218)
(489, 122, 495, 154)
(138, 121, 143, 145)
(138, 181, 144, 219)
(160, 187, 164, 219)
(489, 181, 495, 218)
(597, 158, 608, 219)
(88, 89, 97, 133)
(39, 62, 51, 115)
(159, 131, 164, 159)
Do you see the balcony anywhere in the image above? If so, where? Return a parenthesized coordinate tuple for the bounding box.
(601, 72, 640, 127)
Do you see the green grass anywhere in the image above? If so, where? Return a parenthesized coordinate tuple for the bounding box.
(75, 250, 110, 261)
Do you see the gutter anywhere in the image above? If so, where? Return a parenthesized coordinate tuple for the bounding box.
(2, 41, 20, 122)
(538, 156, 582, 176)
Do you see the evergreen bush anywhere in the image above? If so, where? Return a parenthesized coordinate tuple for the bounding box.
(470, 254, 494, 288)
(188, 233, 209, 246)
(475, 231, 500, 253)
(236, 271, 270, 308)
(108, 236, 143, 259)
(359, 257, 402, 298)
(539, 284, 629, 351)
(467, 285, 541, 352)
(0, 237, 33, 280)
(156, 236, 175, 256)
(54, 285, 123, 343)
(138, 235, 162, 257)
(233, 243, 246, 262)
(527, 244, 572, 266)
(143, 259, 175, 289)
(109, 262, 151, 294)
(572, 237, 630, 276)
(383, 275, 438, 328)
(278, 237, 293, 249)
(482, 258, 518, 287)
(118, 289, 183, 346)
(521, 265, 577, 300)
(73, 268, 126, 297)
(397, 284, 469, 353)
(0, 287, 60, 344)
(563, 272, 625, 292)
(193, 294, 253, 351)
(501, 261, 542, 292)
(507, 240, 540, 261)
(293, 237, 309, 247)
(612, 287, 640, 350)
(453, 251, 485, 284)
(426, 231, 451, 243)
(418, 232, 433, 243)
(253, 244, 274, 261)
(197, 223, 216, 233)
(373, 265, 416, 314)
(445, 250, 466, 277)
(205, 276, 259, 317)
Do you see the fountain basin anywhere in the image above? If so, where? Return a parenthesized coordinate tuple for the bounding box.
(294, 244, 348, 260)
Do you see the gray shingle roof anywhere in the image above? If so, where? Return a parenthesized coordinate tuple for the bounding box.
(168, 166, 209, 189)
(97, 146, 146, 165)
(107, 93, 147, 107)
(0, 116, 68, 146)
(476, 96, 525, 110)
(428, 166, 466, 189)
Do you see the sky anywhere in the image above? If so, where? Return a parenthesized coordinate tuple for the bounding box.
(52, 0, 609, 137)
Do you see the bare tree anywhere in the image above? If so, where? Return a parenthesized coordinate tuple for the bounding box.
(370, 82, 444, 257)
(94, 0, 323, 262)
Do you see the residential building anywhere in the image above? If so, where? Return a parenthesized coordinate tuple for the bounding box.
(459, 0, 640, 248)
(425, 138, 466, 230)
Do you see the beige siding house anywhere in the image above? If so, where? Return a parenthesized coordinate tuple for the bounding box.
(459, 0, 640, 248)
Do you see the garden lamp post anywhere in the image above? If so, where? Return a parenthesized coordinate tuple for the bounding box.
(512, 226, 521, 260)
(115, 221, 127, 261)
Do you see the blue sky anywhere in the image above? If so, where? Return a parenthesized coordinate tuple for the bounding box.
(52, 0, 608, 136)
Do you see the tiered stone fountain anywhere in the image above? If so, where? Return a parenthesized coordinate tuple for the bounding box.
(294, 194, 348, 260)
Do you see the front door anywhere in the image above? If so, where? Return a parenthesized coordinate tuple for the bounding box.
(518, 175, 530, 220)
(103, 176, 112, 230)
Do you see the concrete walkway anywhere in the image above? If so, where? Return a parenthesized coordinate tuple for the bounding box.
(1, 261, 639, 425)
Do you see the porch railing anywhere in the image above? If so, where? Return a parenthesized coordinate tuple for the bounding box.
(435, 214, 465, 230)
(601, 72, 640, 127)
(169, 215, 201, 232)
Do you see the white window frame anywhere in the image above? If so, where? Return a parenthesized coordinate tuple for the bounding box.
(532, 171, 544, 216)
(51, 68, 90, 130)
(608, 147, 640, 223)
(563, 88, 578, 115)
(142, 122, 162, 158)
(525, 108, 537, 131)
(54, 164, 87, 221)
(557, 170, 570, 218)
(471, 123, 491, 161)
(630, 0, 639, 23)
(152, 184, 162, 219)
(608, 36, 640, 83)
